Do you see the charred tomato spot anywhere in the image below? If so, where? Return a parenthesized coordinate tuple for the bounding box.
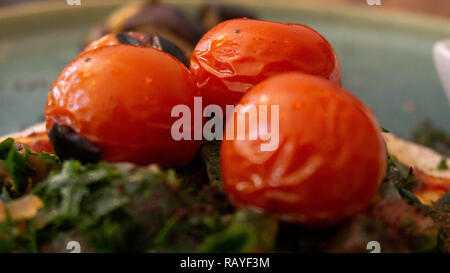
(114, 32, 188, 67)
(48, 122, 101, 163)
(150, 35, 188, 67)
(115, 32, 143, 46)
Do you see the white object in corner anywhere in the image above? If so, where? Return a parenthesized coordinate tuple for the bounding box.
(433, 40, 450, 104)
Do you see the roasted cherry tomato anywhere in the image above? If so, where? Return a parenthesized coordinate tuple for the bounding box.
(46, 45, 201, 167)
(82, 32, 189, 66)
(221, 73, 386, 226)
(14, 132, 53, 154)
(190, 19, 341, 110)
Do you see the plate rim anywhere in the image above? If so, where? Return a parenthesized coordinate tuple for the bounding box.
(0, 0, 450, 35)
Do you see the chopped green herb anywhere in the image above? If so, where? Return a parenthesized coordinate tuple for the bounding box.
(6, 147, 32, 196)
(412, 121, 450, 156)
(0, 138, 60, 200)
(201, 140, 222, 183)
(0, 138, 14, 159)
(433, 192, 450, 212)
(29, 160, 274, 253)
(437, 158, 448, 170)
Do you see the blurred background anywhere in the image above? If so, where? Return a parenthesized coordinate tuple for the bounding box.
(294, 0, 450, 18)
(1, 0, 450, 18)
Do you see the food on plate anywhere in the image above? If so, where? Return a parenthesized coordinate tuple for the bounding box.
(383, 132, 450, 204)
(83, 1, 205, 56)
(221, 73, 386, 226)
(0, 1, 449, 253)
(1, 130, 447, 253)
(82, 31, 189, 66)
(0, 195, 43, 222)
(5, 124, 53, 154)
(5, 122, 448, 209)
(190, 18, 341, 110)
(327, 198, 442, 253)
(45, 45, 201, 166)
(0, 138, 58, 198)
(0, 156, 279, 253)
(412, 121, 450, 156)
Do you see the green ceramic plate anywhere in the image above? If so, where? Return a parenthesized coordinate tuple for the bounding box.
(0, 0, 449, 138)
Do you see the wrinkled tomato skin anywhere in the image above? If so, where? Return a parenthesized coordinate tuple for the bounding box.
(190, 19, 341, 110)
(221, 73, 386, 226)
(46, 45, 201, 167)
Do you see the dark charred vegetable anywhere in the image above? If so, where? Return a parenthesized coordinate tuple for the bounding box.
(199, 4, 258, 30)
(150, 35, 189, 67)
(115, 32, 142, 46)
(83, 1, 206, 56)
(48, 122, 101, 164)
(83, 32, 189, 67)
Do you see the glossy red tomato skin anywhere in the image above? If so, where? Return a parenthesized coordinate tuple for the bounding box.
(190, 18, 341, 110)
(221, 73, 386, 226)
(46, 45, 201, 167)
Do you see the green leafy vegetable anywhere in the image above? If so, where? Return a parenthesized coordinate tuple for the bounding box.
(29, 160, 275, 253)
(6, 147, 32, 196)
(383, 155, 422, 206)
(0, 137, 447, 253)
(0, 138, 14, 159)
(434, 192, 450, 212)
(437, 158, 448, 170)
(0, 138, 60, 200)
(201, 210, 278, 253)
(412, 121, 450, 156)
(0, 212, 37, 253)
(201, 140, 222, 183)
